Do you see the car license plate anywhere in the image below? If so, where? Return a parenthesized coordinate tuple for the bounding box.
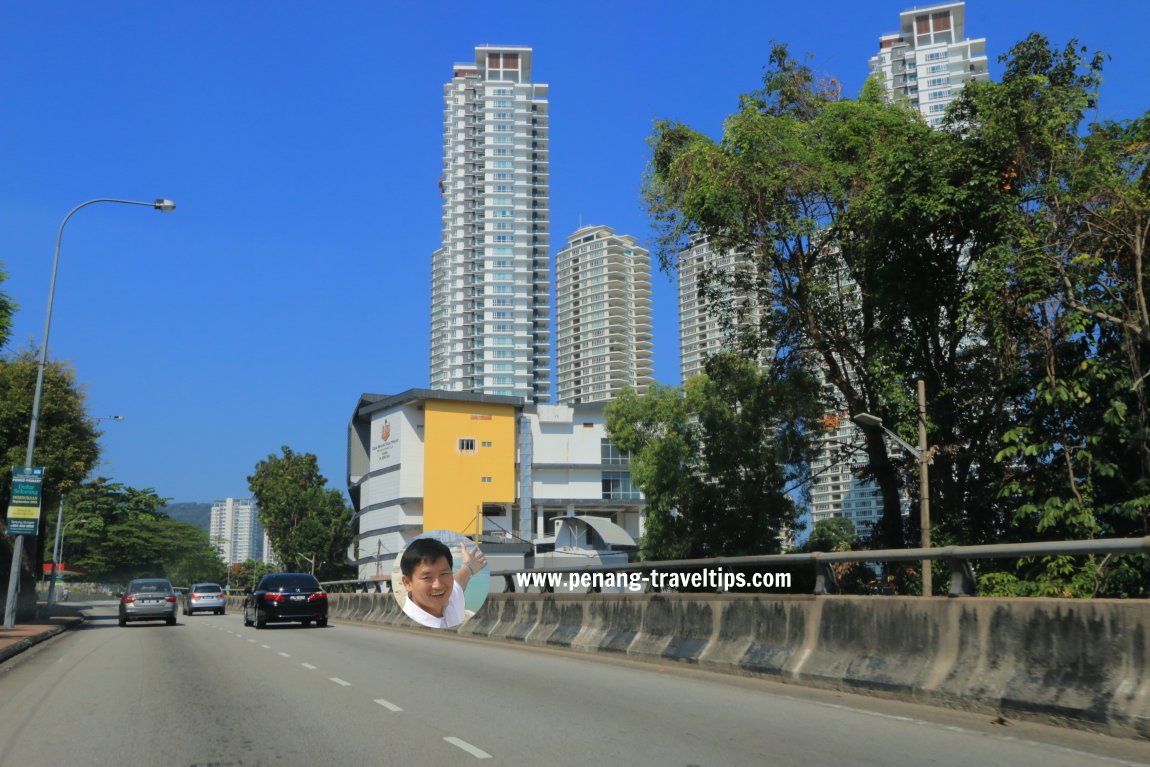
(289, 595, 306, 602)
(142, 599, 161, 604)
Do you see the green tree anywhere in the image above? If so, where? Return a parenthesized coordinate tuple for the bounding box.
(644, 37, 1149, 595)
(247, 446, 354, 580)
(162, 524, 228, 586)
(0, 351, 100, 615)
(0, 262, 15, 350)
(606, 352, 819, 560)
(951, 37, 1150, 595)
(59, 478, 223, 584)
(228, 559, 276, 591)
(644, 46, 980, 550)
(803, 516, 856, 553)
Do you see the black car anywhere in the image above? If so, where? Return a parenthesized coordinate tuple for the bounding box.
(243, 573, 328, 628)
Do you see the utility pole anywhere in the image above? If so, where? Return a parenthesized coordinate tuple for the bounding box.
(918, 379, 931, 597)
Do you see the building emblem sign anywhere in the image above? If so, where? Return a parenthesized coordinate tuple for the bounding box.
(373, 416, 401, 468)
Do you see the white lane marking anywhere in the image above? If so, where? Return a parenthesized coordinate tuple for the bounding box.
(247, 639, 256, 643)
(374, 698, 403, 712)
(261, 644, 271, 649)
(278, 652, 291, 658)
(301, 662, 317, 670)
(444, 737, 492, 759)
(330, 677, 351, 687)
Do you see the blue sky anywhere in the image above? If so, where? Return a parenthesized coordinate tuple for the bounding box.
(1, 2, 1146, 504)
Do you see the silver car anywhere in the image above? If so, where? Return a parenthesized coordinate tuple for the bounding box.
(182, 582, 227, 616)
(118, 578, 178, 626)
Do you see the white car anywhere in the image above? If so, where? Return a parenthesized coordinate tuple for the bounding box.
(182, 582, 227, 616)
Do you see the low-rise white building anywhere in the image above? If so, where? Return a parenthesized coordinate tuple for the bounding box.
(346, 389, 645, 580)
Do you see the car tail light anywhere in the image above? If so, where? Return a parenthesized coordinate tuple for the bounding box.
(309, 592, 327, 601)
(263, 593, 284, 603)
(191, 593, 201, 599)
(123, 596, 135, 604)
(165, 595, 178, 603)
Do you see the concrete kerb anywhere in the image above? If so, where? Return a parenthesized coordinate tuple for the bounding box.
(0, 610, 85, 665)
(0, 625, 67, 664)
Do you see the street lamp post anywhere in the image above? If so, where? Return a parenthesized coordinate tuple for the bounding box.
(46, 510, 88, 607)
(853, 382, 932, 596)
(3, 198, 175, 629)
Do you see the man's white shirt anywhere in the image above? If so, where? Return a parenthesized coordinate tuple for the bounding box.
(403, 580, 466, 629)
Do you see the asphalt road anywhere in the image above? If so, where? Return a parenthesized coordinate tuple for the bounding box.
(0, 600, 1145, 767)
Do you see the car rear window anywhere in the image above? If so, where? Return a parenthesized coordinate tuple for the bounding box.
(260, 575, 321, 592)
(194, 585, 222, 593)
(130, 580, 172, 593)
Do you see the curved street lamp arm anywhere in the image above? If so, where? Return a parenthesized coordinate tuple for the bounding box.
(25, 198, 174, 468)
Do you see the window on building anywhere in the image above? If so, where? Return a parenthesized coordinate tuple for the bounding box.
(601, 438, 630, 465)
(459, 438, 476, 452)
(602, 471, 640, 500)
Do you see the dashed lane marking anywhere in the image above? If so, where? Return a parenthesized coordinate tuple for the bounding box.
(374, 699, 402, 712)
(444, 737, 492, 759)
(330, 677, 351, 687)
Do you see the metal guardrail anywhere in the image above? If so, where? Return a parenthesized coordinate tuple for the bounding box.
(322, 578, 394, 594)
(321, 537, 1150, 598)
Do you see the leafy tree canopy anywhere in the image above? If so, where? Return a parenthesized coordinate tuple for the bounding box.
(643, 36, 1150, 596)
(247, 446, 354, 580)
(59, 478, 224, 584)
(607, 352, 819, 560)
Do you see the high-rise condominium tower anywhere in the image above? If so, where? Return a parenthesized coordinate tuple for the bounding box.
(430, 46, 551, 402)
(868, 1, 988, 127)
(209, 498, 265, 566)
(677, 235, 757, 384)
(555, 225, 653, 404)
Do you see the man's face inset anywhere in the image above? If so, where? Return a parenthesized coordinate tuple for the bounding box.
(403, 556, 453, 617)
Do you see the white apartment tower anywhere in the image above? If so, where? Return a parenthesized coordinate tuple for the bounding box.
(868, 2, 988, 127)
(677, 235, 757, 384)
(555, 225, 654, 404)
(430, 46, 551, 402)
(209, 498, 265, 566)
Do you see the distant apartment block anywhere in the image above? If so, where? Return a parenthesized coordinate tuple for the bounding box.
(868, 1, 988, 127)
(555, 225, 653, 404)
(209, 498, 265, 566)
(677, 235, 758, 384)
(430, 46, 551, 402)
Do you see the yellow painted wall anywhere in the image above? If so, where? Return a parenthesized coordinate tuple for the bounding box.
(423, 399, 517, 534)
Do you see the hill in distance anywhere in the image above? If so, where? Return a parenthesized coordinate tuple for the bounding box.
(163, 502, 212, 533)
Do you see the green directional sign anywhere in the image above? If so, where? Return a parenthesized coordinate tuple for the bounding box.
(7, 467, 44, 536)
